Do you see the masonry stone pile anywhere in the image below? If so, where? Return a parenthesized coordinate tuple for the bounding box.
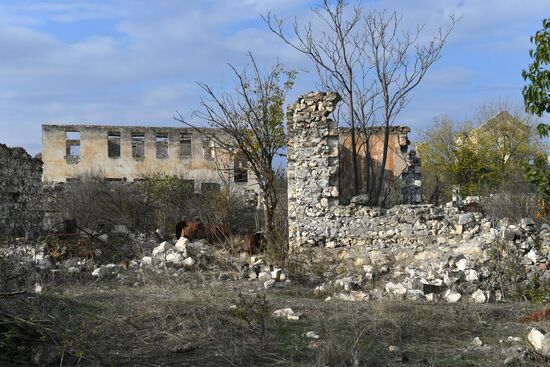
(310, 204, 549, 303)
(286, 92, 549, 303)
(0, 144, 43, 237)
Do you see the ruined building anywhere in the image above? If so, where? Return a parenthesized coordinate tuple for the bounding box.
(339, 126, 421, 204)
(41, 124, 257, 193)
(287, 92, 421, 248)
(0, 144, 43, 237)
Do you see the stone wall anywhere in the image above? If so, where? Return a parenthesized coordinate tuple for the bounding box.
(307, 204, 550, 304)
(0, 144, 43, 237)
(287, 92, 342, 249)
(287, 92, 421, 249)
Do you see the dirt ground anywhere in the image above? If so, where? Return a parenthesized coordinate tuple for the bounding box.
(1, 271, 549, 367)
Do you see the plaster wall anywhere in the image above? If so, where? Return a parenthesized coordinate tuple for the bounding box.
(42, 124, 257, 192)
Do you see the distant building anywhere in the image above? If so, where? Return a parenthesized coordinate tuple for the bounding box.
(41, 124, 257, 194)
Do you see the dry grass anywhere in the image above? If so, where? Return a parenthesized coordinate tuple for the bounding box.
(2, 271, 549, 366)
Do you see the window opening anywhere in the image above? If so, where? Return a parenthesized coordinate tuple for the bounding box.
(180, 133, 192, 158)
(201, 182, 220, 193)
(65, 131, 80, 164)
(156, 133, 168, 159)
(108, 132, 121, 158)
(202, 136, 215, 160)
(131, 132, 145, 158)
(234, 153, 248, 182)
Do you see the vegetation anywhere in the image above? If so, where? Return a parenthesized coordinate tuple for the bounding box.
(53, 174, 155, 232)
(522, 18, 550, 219)
(175, 53, 295, 250)
(522, 19, 550, 125)
(140, 174, 195, 230)
(488, 239, 550, 303)
(1, 269, 547, 366)
(417, 104, 545, 205)
(51, 174, 252, 235)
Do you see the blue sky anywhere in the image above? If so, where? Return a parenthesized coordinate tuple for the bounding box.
(0, 0, 548, 156)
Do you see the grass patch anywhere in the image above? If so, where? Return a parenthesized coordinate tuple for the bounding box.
(1, 277, 548, 366)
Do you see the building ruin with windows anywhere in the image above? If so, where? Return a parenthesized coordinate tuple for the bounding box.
(41, 124, 257, 194)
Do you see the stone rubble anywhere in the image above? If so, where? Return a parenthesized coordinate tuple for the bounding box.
(527, 328, 550, 357)
(301, 204, 549, 303)
(305, 331, 320, 339)
(273, 308, 302, 320)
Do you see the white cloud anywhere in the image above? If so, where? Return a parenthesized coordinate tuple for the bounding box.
(0, 0, 547, 154)
(0, 1, 118, 25)
(422, 66, 475, 89)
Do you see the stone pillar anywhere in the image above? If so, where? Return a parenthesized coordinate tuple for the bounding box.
(287, 92, 341, 249)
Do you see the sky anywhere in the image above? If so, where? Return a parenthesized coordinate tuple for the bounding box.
(0, 0, 548, 156)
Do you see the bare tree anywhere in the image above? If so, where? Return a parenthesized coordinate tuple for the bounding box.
(265, 0, 456, 205)
(264, 0, 365, 195)
(175, 53, 295, 249)
(365, 11, 456, 204)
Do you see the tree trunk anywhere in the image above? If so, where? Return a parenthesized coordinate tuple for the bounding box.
(373, 122, 391, 206)
(348, 76, 359, 196)
(362, 128, 373, 197)
(264, 198, 275, 250)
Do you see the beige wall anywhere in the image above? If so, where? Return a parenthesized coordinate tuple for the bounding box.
(42, 124, 257, 192)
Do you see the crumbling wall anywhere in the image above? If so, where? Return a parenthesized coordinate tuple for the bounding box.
(42, 183, 65, 232)
(339, 126, 414, 204)
(287, 92, 342, 248)
(287, 92, 422, 248)
(0, 144, 43, 237)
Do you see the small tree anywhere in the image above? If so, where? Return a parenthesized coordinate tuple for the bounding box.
(140, 174, 195, 230)
(416, 116, 464, 203)
(265, 0, 366, 195)
(522, 18, 550, 219)
(523, 18, 550, 131)
(175, 53, 295, 249)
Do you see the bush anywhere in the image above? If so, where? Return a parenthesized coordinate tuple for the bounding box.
(52, 175, 155, 233)
(47, 174, 259, 237)
(488, 239, 550, 303)
(234, 293, 272, 350)
(480, 182, 540, 224)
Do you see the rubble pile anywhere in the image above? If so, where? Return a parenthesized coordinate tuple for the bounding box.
(304, 203, 549, 303)
(0, 232, 290, 289)
(1, 202, 548, 304)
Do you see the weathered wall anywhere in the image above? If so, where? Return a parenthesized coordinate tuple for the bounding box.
(287, 92, 342, 248)
(287, 92, 421, 249)
(0, 144, 43, 237)
(42, 124, 258, 194)
(339, 126, 413, 204)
